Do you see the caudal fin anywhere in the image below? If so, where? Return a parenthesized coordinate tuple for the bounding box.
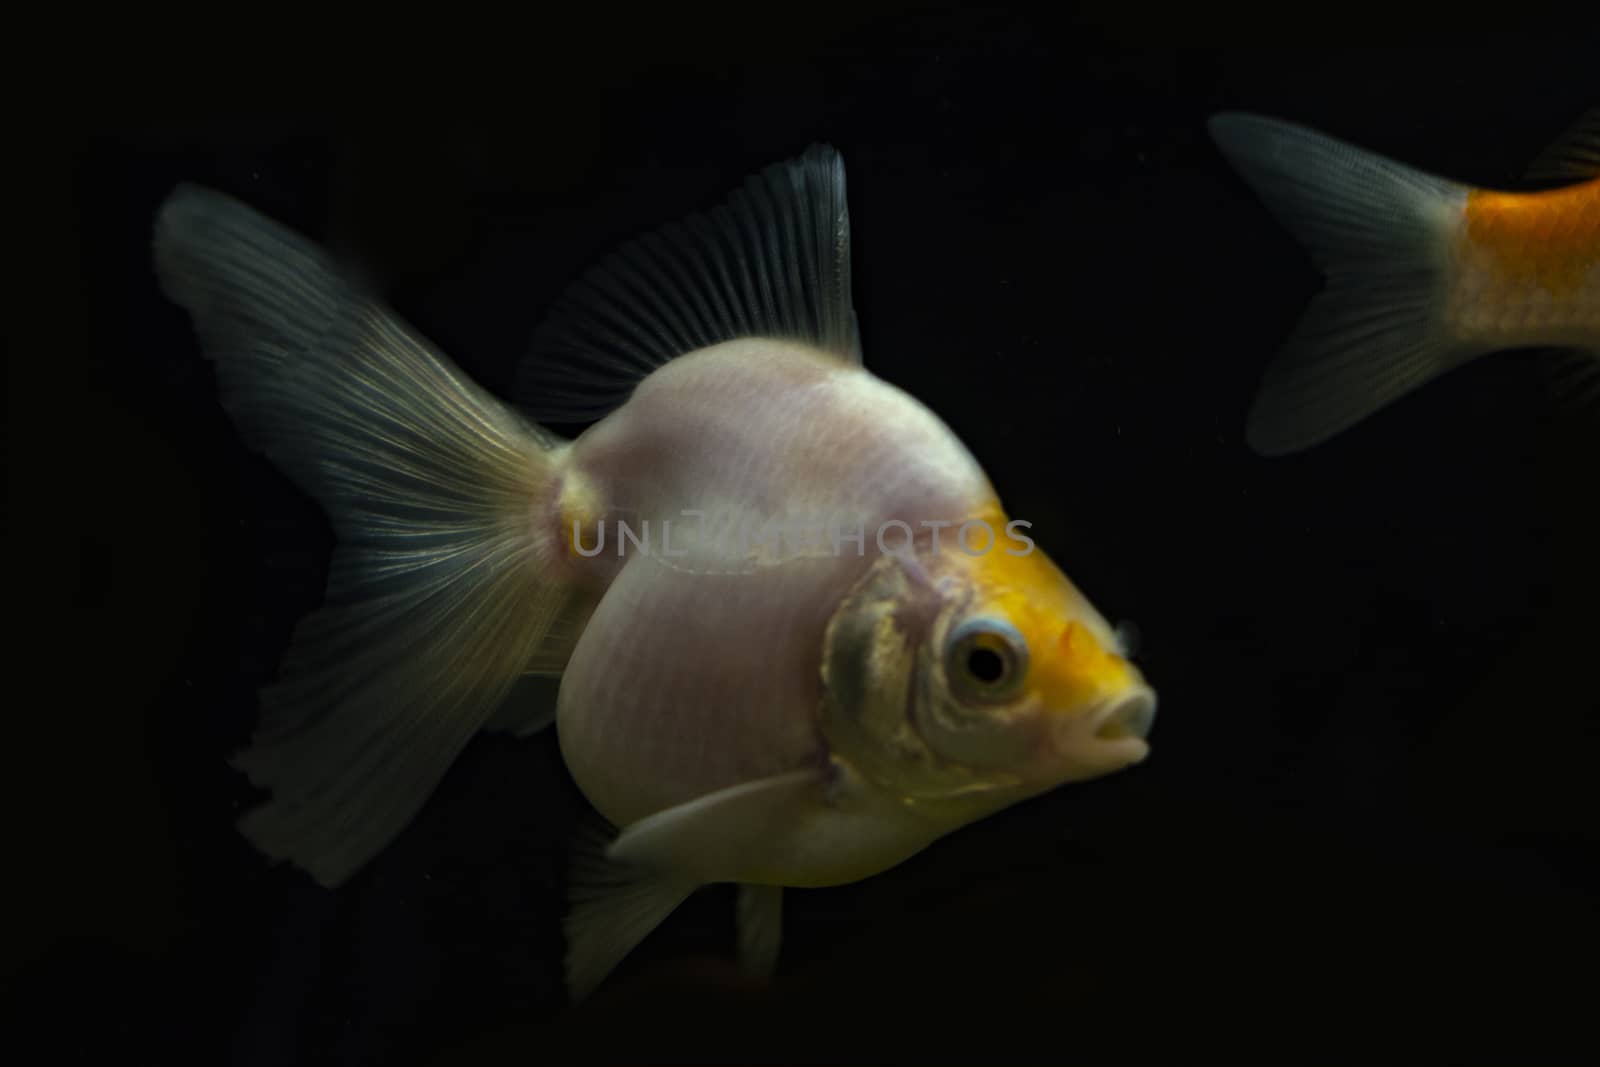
(155, 186, 579, 886)
(1208, 113, 1479, 455)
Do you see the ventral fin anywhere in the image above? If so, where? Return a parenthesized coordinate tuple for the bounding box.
(1525, 107, 1600, 184)
(516, 144, 863, 424)
(564, 811, 697, 1002)
(563, 771, 820, 997)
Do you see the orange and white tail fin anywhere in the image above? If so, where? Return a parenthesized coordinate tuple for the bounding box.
(1208, 113, 1483, 455)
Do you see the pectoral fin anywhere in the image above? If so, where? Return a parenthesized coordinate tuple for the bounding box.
(606, 769, 830, 884)
(609, 760, 942, 887)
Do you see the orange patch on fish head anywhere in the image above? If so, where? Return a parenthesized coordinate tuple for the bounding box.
(934, 513, 1156, 781)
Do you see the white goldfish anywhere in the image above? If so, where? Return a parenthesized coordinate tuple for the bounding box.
(154, 145, 1156, 999)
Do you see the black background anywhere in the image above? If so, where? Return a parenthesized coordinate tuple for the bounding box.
(9, 8, 1598, 1065)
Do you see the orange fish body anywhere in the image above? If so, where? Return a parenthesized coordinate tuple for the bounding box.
(1453, 180, 1600, 348)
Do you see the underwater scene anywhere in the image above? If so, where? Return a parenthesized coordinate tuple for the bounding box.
(11, 10, 1597, 1065)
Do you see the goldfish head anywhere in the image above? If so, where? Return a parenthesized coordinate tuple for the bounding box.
(820, 518, 1155, 828)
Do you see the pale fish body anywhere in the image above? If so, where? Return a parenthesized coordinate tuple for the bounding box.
(1208, 107, 1599, 455)
(153, 146, 1156, 1001)
(553, 339, 992, 830)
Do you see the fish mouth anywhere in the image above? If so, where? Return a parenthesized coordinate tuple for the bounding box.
(1084, 687, 1157, 767)
(1093, 688, 1156, 742)
(1045, 684, 1157, 776)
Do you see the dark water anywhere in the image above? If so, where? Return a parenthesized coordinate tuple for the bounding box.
(11, 11, 1598, 1065)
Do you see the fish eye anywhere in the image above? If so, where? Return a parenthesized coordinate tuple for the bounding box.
(945, 617, 1029, 703)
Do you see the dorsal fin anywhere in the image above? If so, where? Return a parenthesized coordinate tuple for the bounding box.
(515, 143, 861, 423)
(1525, 107, 1600, 183)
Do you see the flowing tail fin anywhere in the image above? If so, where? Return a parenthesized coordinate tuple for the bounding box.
(1208, 113, 1479, 455)
(155, 185, 578, 886)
